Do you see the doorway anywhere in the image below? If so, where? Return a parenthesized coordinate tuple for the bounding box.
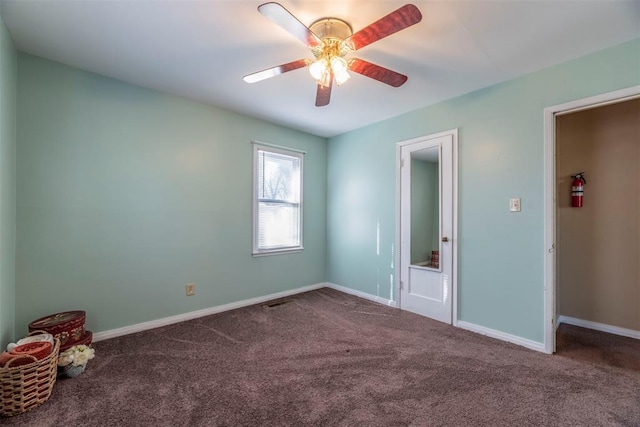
(543, 85, 640, 354)
(397, 129, 458, 324)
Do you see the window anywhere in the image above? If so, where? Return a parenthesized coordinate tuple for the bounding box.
(253, 143, 303, 255)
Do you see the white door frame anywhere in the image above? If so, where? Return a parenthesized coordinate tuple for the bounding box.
(396, 128, 459, 325)
(543, 85, 640, 354)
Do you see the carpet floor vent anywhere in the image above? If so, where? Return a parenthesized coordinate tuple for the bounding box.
(265, 299, 293, 308)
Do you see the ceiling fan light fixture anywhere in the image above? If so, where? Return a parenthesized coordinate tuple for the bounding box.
(331, 56, 350, 86)
(309, 58, 327, 80)
(310, 57, 334, 87)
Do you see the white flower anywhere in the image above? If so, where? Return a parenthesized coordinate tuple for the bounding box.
(57, 345, 95, 367)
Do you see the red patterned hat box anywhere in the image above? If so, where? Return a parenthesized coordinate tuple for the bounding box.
(28, 310, 86, 350)
(73, 330, 93, 348)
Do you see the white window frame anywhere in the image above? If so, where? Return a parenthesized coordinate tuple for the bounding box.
(252, 141, 304, 256)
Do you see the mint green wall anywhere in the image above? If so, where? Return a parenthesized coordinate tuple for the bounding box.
(327, 38, 640, 343)
(0, 14, 17, 348)
(16, 54, 326, 335)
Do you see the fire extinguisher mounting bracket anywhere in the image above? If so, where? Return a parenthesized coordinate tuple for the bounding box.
(571, 172, 586, 184)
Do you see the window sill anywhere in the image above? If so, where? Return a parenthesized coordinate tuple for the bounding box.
(252, 247, 304, 257)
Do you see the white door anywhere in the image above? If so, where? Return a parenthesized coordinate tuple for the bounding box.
(399, 132, 455, 323)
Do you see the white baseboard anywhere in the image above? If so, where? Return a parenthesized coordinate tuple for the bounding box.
(557, 315, 640, 340)
(457, 320, 546, 353)
(93, 283, 326, 342)
(325, 282, 398, 308)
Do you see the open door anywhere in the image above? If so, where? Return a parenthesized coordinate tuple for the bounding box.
(398, 131, 456, 323)
(543, 86, 640, 354)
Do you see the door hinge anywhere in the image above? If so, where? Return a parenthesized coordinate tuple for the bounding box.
(399, 280, 404, 290)
(400, 158, 404, 168)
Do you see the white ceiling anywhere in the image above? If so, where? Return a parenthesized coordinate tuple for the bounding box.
(1, 1, 639, 137)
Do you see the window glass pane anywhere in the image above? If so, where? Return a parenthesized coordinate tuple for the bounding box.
(258, 150, 300, 202)
(257, 202, 300, 249)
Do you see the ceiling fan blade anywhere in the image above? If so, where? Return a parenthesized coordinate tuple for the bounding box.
(343, 4, 422, 51)
(258, 2, 322, 48)
(243, 59, 311, 83)
(315, 75, 333, 107)
(349, 58, 407, 87)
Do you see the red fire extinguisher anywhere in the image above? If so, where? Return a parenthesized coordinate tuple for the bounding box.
(571, 173, 586, 208)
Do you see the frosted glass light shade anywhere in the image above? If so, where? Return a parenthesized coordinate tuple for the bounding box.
(331, 57, 350, 85)
(309, 59, 328, 80)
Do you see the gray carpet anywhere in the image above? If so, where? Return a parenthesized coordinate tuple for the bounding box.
(3, 288, 640, 426)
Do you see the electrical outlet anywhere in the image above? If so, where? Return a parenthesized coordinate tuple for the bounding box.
(186, 283, 195, 296)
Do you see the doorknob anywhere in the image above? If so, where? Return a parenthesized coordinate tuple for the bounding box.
(442, 237, 449, 242)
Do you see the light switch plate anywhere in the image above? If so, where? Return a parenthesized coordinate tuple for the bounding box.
(509, 198, 521, 212)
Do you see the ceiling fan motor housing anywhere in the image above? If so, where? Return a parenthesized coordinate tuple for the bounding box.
(310, 18, 352, 42)
(310, 18, 353, 60)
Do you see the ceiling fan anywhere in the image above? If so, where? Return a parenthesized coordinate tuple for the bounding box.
(243, 3, 422, 107)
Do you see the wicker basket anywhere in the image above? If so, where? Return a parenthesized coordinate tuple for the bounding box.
(0, 334, 60, 417)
